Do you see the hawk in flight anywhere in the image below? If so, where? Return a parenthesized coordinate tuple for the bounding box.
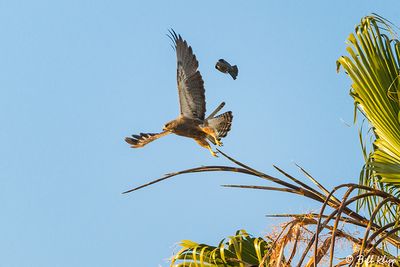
(125, 30, 233, 157)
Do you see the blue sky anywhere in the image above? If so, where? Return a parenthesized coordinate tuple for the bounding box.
(1, 1, 400, 266)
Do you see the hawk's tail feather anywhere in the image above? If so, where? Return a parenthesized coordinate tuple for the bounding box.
(207, 111, 233, 143)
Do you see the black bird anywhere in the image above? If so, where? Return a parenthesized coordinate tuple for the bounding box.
(215, 59, 238, 80)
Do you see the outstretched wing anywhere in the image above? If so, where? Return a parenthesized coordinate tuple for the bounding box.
(168, 29, 206, 120)
(125, 131, 170, 148)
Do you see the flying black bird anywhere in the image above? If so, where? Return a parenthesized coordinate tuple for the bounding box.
(215, 59, 238, 80)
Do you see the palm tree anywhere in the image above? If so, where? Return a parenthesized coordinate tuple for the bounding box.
(127, 15, 400, 266)
(152, 150, 400, 266)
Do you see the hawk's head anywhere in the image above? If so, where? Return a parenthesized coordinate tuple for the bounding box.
(163, 120, 178, 131)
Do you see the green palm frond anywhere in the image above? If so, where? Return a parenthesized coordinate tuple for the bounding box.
(170, 230, 272, 267)
(337, 14, 400, 223)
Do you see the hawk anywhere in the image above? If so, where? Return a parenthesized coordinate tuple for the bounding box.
(125, 30, 233, 157)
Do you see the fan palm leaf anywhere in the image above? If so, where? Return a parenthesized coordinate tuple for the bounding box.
(337, 14, 400, 223)
(170, 230, 272, 267)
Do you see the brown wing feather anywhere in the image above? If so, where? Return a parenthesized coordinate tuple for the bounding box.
(169, 29, 206, 120)
(125, 131, 170, 148)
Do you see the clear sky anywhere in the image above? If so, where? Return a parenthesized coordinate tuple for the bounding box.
(1, 1, 400, 266)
